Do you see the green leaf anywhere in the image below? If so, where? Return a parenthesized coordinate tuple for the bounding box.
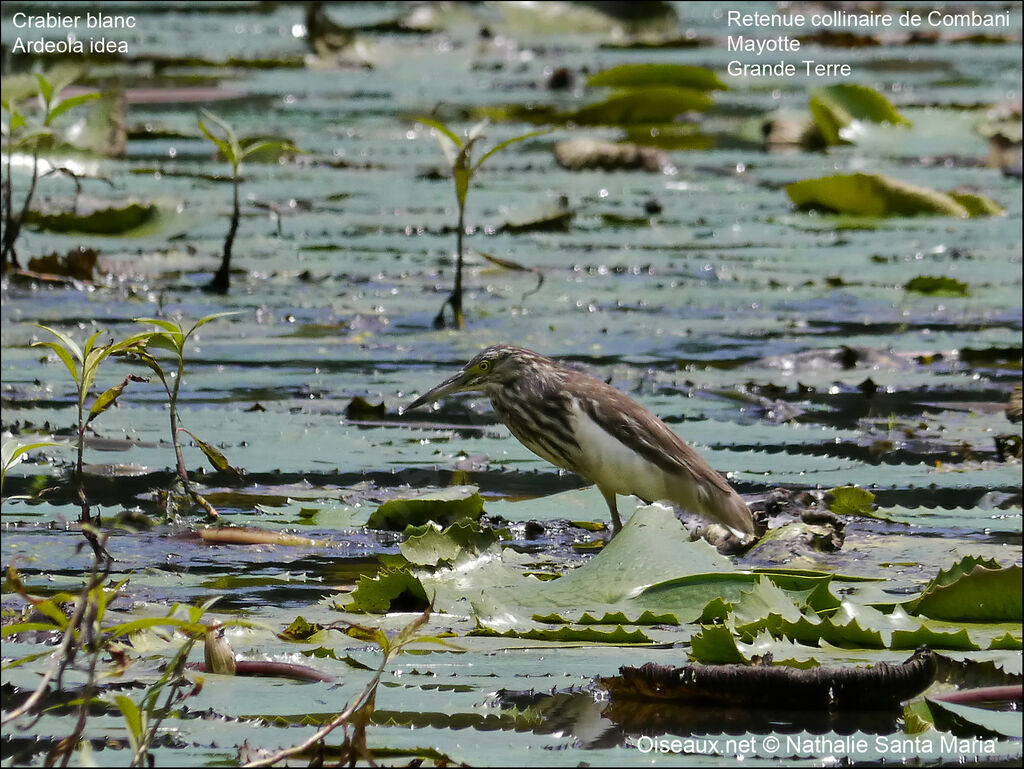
(31, 341, 80, 384)
(786, 173, 970, 217)
(188, 311, 242, 336)
(238, 139, 297, 163)
(587, 63, 726, 91)
(26, 202, 159, 235)
(347, 567, 430, 613)
(904, 275, 970, 297)
(946, 191, 1005, 217)
(470, 624, 653, 644)
(926, 698, 1024, 739)
(826, 485, 876, 517)
(45, 91, 102, 126)
(34, 324, 83, 364)
(690, 623, 747, 663)
(474, 129, 551, 171)
(907, 559, 1022, 622)
(34, 73, 53, 105)
(417, 116, 464, 151)
(399, 519, 499, 566)
(565, 86, 713, 125)
(367, 486, 485, 531)
(87, 375, 146, 426)
(179, 429, 242, 479)
(115, 695, 144, 751)
(808, 84, 910, 145)
(198, 109, 239, 167)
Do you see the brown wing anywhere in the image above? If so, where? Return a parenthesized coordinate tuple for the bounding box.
(572, 374, 735, 496)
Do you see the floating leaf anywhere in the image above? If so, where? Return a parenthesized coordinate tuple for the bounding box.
(947, 190, 1005, 217)
(344, 396, 387, 420)
(826, 485, 877, 517)
(566, 87, 712, 125)
(786, 173, 969, 217)
(347, 567, 430, 613)
(26, 202, 158, 234)
(367, 486, 485, 531)
(587, 63, 726, 91)
(926, 698, 1024, 739)
(470, 624, 653, 644)
(907, 558, 1022, 622)
(279, 615, 325, 642)
(809, 84, 910, 145)
(904, 275, 970, 296)
(399, 519, 499, 566)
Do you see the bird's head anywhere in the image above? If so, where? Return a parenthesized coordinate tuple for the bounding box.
(403, 345, 544, 412)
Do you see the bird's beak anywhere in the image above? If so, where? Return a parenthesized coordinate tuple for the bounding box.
(403, 370, 468, 413)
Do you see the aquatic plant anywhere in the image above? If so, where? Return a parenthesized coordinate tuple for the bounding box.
(197, 110, 297, 294)
(132, 312, 241, 517)
(31, 325, 150, 526)
(1, 73, 100, 270)
(418, 118, 547, 328)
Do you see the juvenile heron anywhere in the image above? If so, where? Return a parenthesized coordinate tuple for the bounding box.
(404, 345, 755, 539)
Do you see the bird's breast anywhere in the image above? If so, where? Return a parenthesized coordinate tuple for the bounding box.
(566, 398, 670, 500)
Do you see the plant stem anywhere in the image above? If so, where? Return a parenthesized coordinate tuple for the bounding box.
(168, 355, 218, 518)
(1, 144, 38, 269)
(434, 199, 466, 329)
(209, 171, 240, 294)
(75, 396, 90, 522)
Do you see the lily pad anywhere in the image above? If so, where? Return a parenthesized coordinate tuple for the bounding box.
(366, 486, 485, 531)
(907, 558, 1022, 622)
(587, 63, 726, 91)
(26, 202, 158, 234)
(905, 275, 970, 296)
(786, 173, 970, 217)
(566, 87, 712, 125)
(826, 485, 878, 518)
(399, 519, 499, 566)
(808, 84, 910, 145)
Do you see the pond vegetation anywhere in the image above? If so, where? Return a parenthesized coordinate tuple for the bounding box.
(1, 1, 1021, 766)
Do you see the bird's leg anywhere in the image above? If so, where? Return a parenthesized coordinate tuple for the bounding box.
(599, 487, 623, 534)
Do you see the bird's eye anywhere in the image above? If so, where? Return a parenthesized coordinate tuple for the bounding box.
(478, 361, 490, 372)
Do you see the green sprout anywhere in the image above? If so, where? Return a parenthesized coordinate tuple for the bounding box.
(31, 326, 151, 522)
(132, 312, 242, 517)
(197, 109, 297, 294)
(1, 73, 101, 270)
(418, 118, 547, 328)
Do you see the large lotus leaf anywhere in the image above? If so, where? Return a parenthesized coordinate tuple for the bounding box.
(565, 87, 712, 125)
(786, 173, 970, 217)
(731, 577, 807, 629)
(809, 84, 910, 145)
(926, 699, 1024, 740)
(367, 486, 484, 531)
(424, 505, 737, 626)
(907, 559, 1022, 622)
(587, 63, 726, 91)
(533, 505, 733, 604)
